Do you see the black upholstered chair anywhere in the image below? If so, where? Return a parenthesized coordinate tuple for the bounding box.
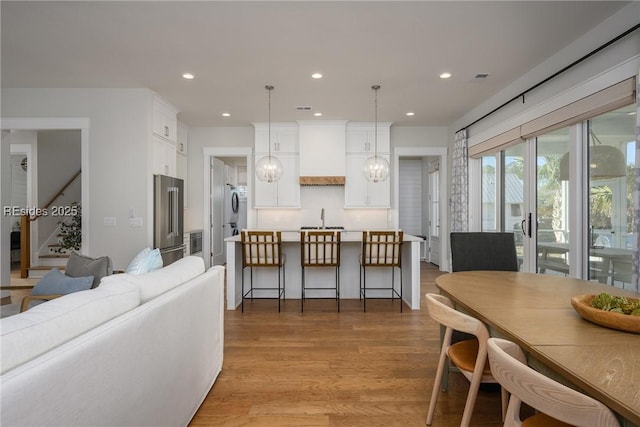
(449, 232, 518, 272)
(441, 232, 519, 391)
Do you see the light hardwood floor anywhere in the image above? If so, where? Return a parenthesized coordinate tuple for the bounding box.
(190, 262, 503, 426)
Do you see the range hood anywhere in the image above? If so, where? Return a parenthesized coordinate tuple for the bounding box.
(298, 121, 347, 186)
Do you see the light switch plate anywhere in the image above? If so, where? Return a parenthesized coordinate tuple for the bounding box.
(103, 216, 116, 227)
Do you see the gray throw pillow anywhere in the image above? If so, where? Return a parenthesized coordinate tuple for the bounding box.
(32, 268, 93, 295)
(65, 252, 113, 288)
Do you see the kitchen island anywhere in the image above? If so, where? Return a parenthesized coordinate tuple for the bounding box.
(225, 231, 423, 310)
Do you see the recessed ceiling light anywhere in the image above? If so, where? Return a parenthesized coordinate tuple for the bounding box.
(222, 113, 230, 117)
(182, 73, 195, 80)
(311, 73, 323, 79)
(628, 111, 636, 116)
(314, 112, 323, 117)
(406, 112, 415, 116)
(440, 72, 451, 79)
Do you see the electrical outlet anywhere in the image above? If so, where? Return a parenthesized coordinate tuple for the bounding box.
(103, 217, 116, 227)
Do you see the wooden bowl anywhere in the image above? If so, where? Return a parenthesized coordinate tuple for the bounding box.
(571, 294, 640, 334)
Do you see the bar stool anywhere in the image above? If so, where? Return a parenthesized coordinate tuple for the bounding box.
(300, 230, 341, 312)
(359, 230, 403, 312)
(240, 230, 285, 312)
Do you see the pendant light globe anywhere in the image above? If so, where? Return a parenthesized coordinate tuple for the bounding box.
(364, 84, 390, 183)
(256, 85, 283, 183)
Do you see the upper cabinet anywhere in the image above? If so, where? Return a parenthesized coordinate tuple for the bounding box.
(346, 122, 391, 154)
(344, 122, 392, 208)
(253, 122, 300, 208)
(153, 95, 179, 143)
(176, 121, 188, 155)
(254, 123, 299, 153)
(152, 136, 177, 177)
(152, 95, 179, 178)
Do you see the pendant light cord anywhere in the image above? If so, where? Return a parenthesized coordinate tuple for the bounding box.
(372, 84, 380, 157)
(266, 85, 274, 158)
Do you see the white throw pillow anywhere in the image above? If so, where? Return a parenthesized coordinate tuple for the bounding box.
(126, 248, 163, 275)
(125, 247, 151, 274)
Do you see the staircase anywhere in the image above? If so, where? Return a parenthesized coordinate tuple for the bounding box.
(20, 170, 81, 278)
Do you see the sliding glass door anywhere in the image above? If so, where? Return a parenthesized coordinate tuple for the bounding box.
(480, 103, 636, 287)
(587, 105, 636, 289)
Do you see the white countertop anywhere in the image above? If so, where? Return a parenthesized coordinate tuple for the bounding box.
(225, 231, 423, 243)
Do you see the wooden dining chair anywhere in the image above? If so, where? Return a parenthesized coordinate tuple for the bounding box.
(360, 230, 403, 312)
(240, 230, 286, 312)
(300, 230, 341, 312)
(487, 337, 621, 427)
(425, 293, 506, 427)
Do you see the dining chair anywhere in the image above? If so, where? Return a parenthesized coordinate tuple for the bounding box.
(240, 230, 286, 312)
(300, 230, 341, 312)
(425, 293, 506, 427)
(360, 230, 403, 312)
(487, 337, 621, 427)
(445, 232, 519, 390)
(449, 232, 519, 272)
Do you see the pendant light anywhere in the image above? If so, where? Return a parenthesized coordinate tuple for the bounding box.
(363, 84, 390, 183)
(559, 129, 625, 181)
(255, 85, 283, 183)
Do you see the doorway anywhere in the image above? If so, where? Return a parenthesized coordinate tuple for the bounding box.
(394, 147, 448, 272)
(202, 147, 252, 269)
(1, 118, 89, 289)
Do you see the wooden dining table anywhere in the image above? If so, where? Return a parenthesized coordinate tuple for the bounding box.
(435, 271, 640, 427)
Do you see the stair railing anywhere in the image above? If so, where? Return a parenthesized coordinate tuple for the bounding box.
(20, 170, 81, 278)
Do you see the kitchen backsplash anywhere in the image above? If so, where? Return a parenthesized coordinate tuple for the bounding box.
(255, 186, 389, 230)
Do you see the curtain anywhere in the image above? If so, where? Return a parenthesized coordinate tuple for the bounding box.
(451, 130, 468, 232)
(633, 79, 639, 293)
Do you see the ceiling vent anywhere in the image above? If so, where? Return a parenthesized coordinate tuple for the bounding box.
(474, 73, 490, 79)
(296, 106, 313, 111)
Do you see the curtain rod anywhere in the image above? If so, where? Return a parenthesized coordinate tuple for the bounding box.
(456, 22, 640, 135)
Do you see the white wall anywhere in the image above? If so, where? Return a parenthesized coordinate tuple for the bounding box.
(1, 88, 153, 269)
(1, 132, 11, 292)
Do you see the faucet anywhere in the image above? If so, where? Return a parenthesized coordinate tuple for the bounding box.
(320, 208, 325, 229)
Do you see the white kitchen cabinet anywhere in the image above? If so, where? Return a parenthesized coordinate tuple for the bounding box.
(346, 123, 391, 153)
(176, 121, 188, 155)
(153, 96, 179, 143)
(344, 122, 391, 208)
(253, 153, 300, 208)
(152, 135, 177, 177)
(344, 153, 390, 208)
(254, 123, 298, 153)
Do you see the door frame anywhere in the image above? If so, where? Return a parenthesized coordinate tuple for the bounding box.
(202, 146, 252, 269)
(393, 146, 448, 272)
(1, 117, 89, 288)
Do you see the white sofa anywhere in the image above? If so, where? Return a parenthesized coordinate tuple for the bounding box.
(0, 256, 225, 427)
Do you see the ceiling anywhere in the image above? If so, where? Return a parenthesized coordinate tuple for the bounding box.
(0, 1, 629, 127)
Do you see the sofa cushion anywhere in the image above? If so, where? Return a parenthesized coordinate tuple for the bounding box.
(65, 252, 113, 288)
(105, 256, 205, 304)
(0, 279, 140, 375)
(31, 268, 93, 296)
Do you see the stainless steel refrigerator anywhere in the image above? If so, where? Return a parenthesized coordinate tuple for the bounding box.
(154, 174, 185, 266)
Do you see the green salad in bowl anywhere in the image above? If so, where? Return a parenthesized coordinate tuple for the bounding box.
(590, 292, 640, 316)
